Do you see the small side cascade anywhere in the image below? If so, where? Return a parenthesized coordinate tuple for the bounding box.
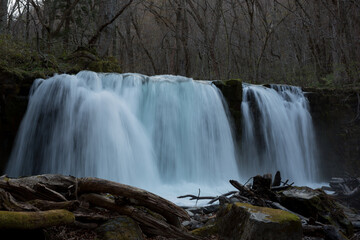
(241, 84, 318, 184)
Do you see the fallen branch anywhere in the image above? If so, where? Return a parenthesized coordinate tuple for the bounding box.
(208, 191, 238, 204)
(0, 189, 38, 211)
(77, 177, 190, 226)
(229, 180, 255, 197)
(81, 193, 198, 240)
(178, 194, 215, 200)
(28, 199, 80, 211)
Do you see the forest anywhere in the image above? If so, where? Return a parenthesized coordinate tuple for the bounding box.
(0, 0, 359, 86)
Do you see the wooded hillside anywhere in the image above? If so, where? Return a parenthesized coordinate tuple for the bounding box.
(0, 0, 359, 85)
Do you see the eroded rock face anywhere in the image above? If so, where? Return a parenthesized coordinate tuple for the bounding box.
(279, 187, 353, 237)
(0, 83, 28, 173)
(96, 216, 144, 240)
(303, 88, 360, 179)
(216, 202, 302, 240)
(213, 79, 242, 141)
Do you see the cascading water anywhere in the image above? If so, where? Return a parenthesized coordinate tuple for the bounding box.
(6, 71, 239, 200)
(241, 84, 318, 184)
(6, 71, 320, 203)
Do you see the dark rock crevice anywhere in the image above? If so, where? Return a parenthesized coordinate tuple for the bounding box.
(304, 88, 360, 179)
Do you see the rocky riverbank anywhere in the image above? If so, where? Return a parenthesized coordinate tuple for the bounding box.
(0, 174, 359, 240)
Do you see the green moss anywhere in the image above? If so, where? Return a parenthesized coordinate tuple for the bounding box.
(87, 57, 122, 73)
(0, 35, 122, 87)
(233, 202, 300, 223)
(191, 224, 218, 237)
(216, 203, 302, 239)
(0, 210, 75, 230)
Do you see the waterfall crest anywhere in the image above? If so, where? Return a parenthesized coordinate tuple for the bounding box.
(241, 84, 318, 183)
(6, 71, 239, 189)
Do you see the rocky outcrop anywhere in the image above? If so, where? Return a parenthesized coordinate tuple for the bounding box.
(215, 82, 360, 180)
(279, 187, 353, 236)
(213, 79, 242, 141)
(304, 87, 360, 179)
(216, 202, 302, 240)
(0, 77, 30, 173)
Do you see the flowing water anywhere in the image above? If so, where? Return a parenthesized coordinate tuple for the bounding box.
(6, 71, 239, 203)
(240, 84, 318, 184)
(6, 72, 319, 205)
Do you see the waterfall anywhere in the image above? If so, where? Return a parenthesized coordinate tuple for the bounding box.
(6, 72, 320, 202)
(240, 84, 318, 184)
(6, 71, 239, 192)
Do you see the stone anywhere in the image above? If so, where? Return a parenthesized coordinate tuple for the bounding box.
(213, 79, 243, 141)
(252, 174, 272, 191)
(202, 205, 219, 214)
(186, 209, 194, 217)
(96, 216, 144, 240)
(216, 202, 302, 240)
(273, 171, 281, 187)
(279, 187, 353, 237)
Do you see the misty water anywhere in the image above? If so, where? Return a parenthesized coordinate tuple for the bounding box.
(6, 71, 319, 205)
(240, 84, 318, 184)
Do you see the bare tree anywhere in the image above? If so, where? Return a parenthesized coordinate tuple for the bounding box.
(0, 0, 8, 33)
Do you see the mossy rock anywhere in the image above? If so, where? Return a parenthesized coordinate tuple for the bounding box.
(213, 78, 243, 140)
(96, 216, 144, 240)
(222, 79, 243, 102)
(191, 223, 218, 238)
(0, 210, 75, 230)
(279, 187, 353, 237)
(216, 202, 302, 240)
(87, 58, 122, 73)
(225, 79, 242, 87)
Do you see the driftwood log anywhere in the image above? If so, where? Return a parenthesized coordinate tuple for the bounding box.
(77, 177, 189, 226)
(81, 193, 197, 240)
(0, 174, 196, 239)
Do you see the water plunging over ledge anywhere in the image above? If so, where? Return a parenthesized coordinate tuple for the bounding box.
(240, 84, 318, 184)
(6, 71, 239, 202)
(5, 72, 319, 204)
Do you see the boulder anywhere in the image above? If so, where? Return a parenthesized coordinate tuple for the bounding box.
(273, 171, 281, 187)
(216, 202, 302, 240)
(213, 79, 243, 140)
(279, 187, 353, 237)
(96, 216, 144, 240)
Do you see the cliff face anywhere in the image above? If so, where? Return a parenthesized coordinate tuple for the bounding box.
(0, 73, 31, 172)
(216, 82, 360, 180)
(304, 88, 360, 179)
(213, 79, 243, 142)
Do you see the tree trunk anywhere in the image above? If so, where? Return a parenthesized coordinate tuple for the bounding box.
(0, 0, 8, 33)
(81, 193, 198, 240)
(97, 0, 116, 56)
(77, 177, 189, 225)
